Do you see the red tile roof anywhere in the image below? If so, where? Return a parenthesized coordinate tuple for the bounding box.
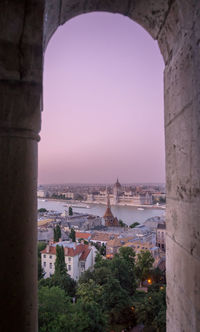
(41, 243, 91, 260)
(75, 232, 91, 240)
(79, 247, 91, 261)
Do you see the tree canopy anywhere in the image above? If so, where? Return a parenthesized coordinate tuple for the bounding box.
(38, 243, 166, 331)
(69, 228, 76, 242)
(55, 245, 67, 277)
(135, 250, 155, 284)
(68, 206, 73, 216)
(54, 225, 61, 242)
(130, 222, 140, 228)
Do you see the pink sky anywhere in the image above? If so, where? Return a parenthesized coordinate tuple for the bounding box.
(39, 12, 165, 184)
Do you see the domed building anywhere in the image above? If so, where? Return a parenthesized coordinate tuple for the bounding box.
(103, 194, 119, 227)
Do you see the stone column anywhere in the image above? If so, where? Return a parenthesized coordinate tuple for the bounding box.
(0, 81, 41, 331)
(0, 1, 44, 330)
(159, 1, 200, 331)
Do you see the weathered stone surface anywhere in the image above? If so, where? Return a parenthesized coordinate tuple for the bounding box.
(0, 81, 41, 133)
(59, 0, 169, 40)
(0, 1, 44, 82)
(166, 235, 200, 331)
(0, 136, 38, 331)
(167, 197, 200, 260)
(43, 0, 171, 46)
(44, 0, 61, 49)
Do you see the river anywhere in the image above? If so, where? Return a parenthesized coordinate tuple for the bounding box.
(38, 199, 165, 226)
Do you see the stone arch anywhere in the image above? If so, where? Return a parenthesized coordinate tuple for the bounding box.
(0, 1, 199, 331)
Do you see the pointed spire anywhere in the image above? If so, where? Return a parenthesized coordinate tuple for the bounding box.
(103, 192, 113, 218)
(107, 193, 111, 208)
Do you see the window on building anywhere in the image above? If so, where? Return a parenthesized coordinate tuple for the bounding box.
(81, 262, 85, 269)
(68, 257, 71, 262)
(50, 255, 52, 259)
(50, 263, 52, 269)
(44, 254, 46, 258)
(68, 265, 71, 271)
(44, 262, 46, 267)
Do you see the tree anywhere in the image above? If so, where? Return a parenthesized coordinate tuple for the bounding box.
(150, 267, 165, 284)
(110, 254, 136, 296)
(118, 246, 136, 268)
(119, 219, 128, 227)
(69, 228, 76, 242)
(54, 245, 67, 277)
(77, 279, 103, 305)
(99, 243, 106, 256)
(135, 286, 166, 330)
(39, 273, 76, 298)
(38, 242, 46, 280)
(68, 206, 73, 216)
(38, 286, 72, 332)
(54, 224, 61, 242)
(130, 222, 140, 228)
(102, 277, 132, 324)
(71, 301, 108, 332)
(38, 208, 48, 213)
(135, 250, 154, 285)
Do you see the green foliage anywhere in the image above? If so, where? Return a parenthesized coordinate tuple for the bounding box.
(38, 242, 47, 256)
(39, 274, 76, 298)
(102, 277, 132, 324)
(69, 228, 76, 242)
(54, 225, 61, 242)
(150, 267, 165, 284)
(99, 243, 106, 256)
(135, 250, 154, 283)
(110, 254, 136, 295)
(71, 301, 108, 332)
(68, 206, 73, 216)
(55, 245, 67, 277)
(38, 286, 71, 332)
(38, 208, 48, 213)
(135, 286, 166, 330)
(38, 242, 46, 280)
(77, 279, 103, 305)
(130, 222, 140, 228)
(38, 243, 166, 331)
(118, 246, 136, 267)
(119, 219, 128, 227)
(78, 238, 88, 245)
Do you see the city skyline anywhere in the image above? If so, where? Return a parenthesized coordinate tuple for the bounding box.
(39, 12, 165, 184)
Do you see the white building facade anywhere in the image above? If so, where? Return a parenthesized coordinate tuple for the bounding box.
(41, 241, 97, 280)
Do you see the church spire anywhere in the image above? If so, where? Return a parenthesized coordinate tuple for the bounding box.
(107, 192, 111, 208)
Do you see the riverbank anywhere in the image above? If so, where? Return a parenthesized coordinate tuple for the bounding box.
(38, 198, 165, 210)
(38, 199, 165, 225)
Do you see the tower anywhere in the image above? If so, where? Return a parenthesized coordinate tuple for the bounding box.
(103, 194, 119, 227)
(113, 178, 122, 204)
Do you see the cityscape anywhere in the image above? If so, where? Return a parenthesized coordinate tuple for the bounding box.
(37, 10, 166, 332)
(37, 179, 166, 331)
(1, 2, 199, 332)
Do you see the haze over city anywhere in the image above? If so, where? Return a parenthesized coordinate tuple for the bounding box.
(39, 12, 165, 184)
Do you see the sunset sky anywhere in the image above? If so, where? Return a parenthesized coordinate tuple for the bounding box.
(39, 12, 165, 184)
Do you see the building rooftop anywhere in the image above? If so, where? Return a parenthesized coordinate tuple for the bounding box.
(75, 232, 92, 240)
(41, 242, 91, 260)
